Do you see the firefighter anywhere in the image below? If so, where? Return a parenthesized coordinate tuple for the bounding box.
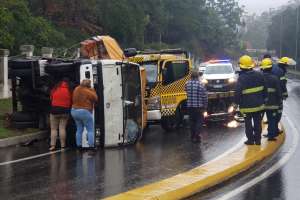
(276, 57, 289, 99)
(235, 55, 266, 145)
(260, 58, 282, 141)
(272, 57, 289, 135)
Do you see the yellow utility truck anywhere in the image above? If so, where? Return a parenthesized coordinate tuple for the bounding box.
(128, 49, 192, 131)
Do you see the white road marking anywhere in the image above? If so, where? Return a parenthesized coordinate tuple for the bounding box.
(207, 136, 246, 164)
(0, 134, 246, 167)
(0, 149, 67, 166)
(216, 115, 299, 200)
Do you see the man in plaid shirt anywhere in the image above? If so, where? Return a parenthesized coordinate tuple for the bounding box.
(185, 70, 208, 143)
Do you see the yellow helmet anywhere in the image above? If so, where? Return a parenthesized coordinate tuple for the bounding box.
(278, 57, 289, 64)
(239, 55, 255, 69)
(260, 58, 273, 69)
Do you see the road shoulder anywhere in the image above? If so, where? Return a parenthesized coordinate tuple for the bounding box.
(0, 131, 48, 148)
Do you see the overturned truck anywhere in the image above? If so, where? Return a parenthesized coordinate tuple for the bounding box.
(8, 37, 145, 148)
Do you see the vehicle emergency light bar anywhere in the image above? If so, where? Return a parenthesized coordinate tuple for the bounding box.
(208, 59, 230, 64)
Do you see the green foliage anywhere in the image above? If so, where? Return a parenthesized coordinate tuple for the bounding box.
(1, 0, 243, 58)
(267, 4, 300, 60)
(0, 0, 66, 54)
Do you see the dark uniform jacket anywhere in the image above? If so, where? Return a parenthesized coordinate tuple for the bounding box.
(272, 64, 288, 99)
(235, 70, 266, 114)
(262, 71, 282, 110)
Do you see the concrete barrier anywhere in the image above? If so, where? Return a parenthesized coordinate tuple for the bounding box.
(0, 49, 10, 99)
(20, 45, 34, 58)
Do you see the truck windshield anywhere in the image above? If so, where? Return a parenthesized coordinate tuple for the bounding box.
(122, 64, 142, 143)
(204, 64, 233, 75)
(142, 62, 158, 84)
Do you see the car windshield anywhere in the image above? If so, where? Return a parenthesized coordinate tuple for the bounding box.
(204, 64, 233, 75)
(142, 62, 158, 83)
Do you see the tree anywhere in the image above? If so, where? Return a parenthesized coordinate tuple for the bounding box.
(0, 0, 66, 54)
(266, 3, 300, 61)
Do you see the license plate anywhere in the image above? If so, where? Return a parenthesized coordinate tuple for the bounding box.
(213, 84, 223, 88)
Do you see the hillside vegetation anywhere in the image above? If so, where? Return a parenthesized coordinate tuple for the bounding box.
(0, 0, 243, 58)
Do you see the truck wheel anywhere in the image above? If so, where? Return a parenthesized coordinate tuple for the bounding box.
(12, 121, 38, 129)
(9, 59, 38, 70)
(161, 108, 183, 132)
(11, 112, 38, 122)
(9, 68, 32, 78)
(45, 62, 76, 74)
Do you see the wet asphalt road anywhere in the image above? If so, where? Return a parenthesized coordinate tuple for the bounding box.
(0, 116, 244, 199)
(188, 75, 300, 200)
(3, 76, 300, 200)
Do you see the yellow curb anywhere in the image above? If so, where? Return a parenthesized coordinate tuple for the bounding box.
(104, 125, 285, 200)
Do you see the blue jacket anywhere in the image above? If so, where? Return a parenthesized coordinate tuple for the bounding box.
(262, 71, 282, 110)
(272, 64, 287, 99)
(235, 70, 266, 114)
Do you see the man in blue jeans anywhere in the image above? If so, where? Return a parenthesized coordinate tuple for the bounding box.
(185, 70, 208, 143)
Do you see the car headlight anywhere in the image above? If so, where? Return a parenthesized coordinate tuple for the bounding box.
(201, 79, 208, 84)
(228, 106, 234, 113)
(228, 77, 236, 83)
(147, 96, 161, 110)
(203, 111, 208, 118)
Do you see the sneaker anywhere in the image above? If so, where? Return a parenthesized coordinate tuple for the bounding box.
(255, 141, 261, 145)
(244, 140, 254, 145)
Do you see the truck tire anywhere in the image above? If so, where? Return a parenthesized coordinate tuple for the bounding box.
(161, 108, 183, 132)
(9, 59, 38, 70)
(45, 62, 76, 74)
(12, 121, 38, 129)
(9, 68, 32, 78)
(11, 112, 38, 122)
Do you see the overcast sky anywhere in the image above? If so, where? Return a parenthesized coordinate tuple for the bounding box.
(238, 0, 290, 14)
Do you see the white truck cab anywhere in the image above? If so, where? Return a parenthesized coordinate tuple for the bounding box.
(78, 60, 144, 147)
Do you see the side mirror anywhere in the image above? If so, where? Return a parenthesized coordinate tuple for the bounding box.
(124, 48, 137, 57)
